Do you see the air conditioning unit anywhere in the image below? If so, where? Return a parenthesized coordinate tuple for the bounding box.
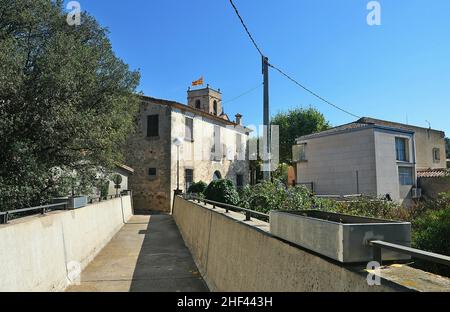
(411, 188, 422, 199)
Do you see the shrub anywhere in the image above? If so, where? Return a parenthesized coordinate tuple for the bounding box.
(187, 181, 207, 194)
(412, 205, 450, 276)
(238, 180, 315, 213)
(204, 179, 239, 205)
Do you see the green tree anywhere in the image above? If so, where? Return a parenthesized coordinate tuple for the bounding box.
(271, 107, 330, 164)
(0, 1, 140, 210)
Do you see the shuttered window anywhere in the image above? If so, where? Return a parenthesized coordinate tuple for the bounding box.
(185, 117, 194, 142)
(147, 115, 159, 137)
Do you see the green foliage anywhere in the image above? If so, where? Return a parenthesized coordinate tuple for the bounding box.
(204, 179, 239, 205)
(271, 107, 330, 164)
(113, 174, 123, 186)
(412, 205, 450, 276)
(0, 1, 140, 210)
(187, 181, 208, 194)
(272, 163, 289, 186)
(238, 180, 315, 213)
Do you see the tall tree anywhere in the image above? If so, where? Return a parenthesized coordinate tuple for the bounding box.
(0, 0, 140, 210)
(271, 107, 330, 164)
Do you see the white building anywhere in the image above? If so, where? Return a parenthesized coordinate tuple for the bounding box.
(293, 117, 446, 205)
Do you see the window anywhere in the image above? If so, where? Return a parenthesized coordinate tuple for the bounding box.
(236, 174, 244, 188)
(212, 125, 221, 160)
(398, 167, 413, 185)
(213, 171, 222, 181)
(148, 168, 157, 177)
(293, 144, 307, 162)
(185, 117, 194, 142)
(395, 137, 409, 162)
(433, 148, 441, 163)
(213, 101, 218, 115)
(236, 134, 244, 159)
(185, 169, 194, 191)
(147, 115, 159, 137)
(195, 100, 201, 109)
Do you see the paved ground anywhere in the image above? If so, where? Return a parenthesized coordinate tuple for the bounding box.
(67, 214, 209, 292)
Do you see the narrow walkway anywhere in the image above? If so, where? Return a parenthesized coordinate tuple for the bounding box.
(67, 214, 208, 292)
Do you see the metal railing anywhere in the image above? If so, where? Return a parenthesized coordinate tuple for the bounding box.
(370, 240, 450, 267)
(186, 194, 269, 222)
(0, 203, 68, 225)
(0, 191, 133, 225)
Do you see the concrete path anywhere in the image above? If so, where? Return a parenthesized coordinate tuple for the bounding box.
(67, 214, 209, 292)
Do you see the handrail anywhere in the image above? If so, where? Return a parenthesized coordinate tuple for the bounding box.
(369, 240, 450, 267)
(0, 193, 132, 225)
(0, 203, 67, 225)
(186, 194, 269, 221)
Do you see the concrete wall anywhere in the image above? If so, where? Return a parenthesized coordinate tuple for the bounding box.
(0, 196, 133, 292)
(173, 197, 450, 292)
(374, 129, 415, 203)
(173, 197, 406, 292)
(296, 128, 377, 196)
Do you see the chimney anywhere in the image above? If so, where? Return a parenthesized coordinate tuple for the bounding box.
(235, 113, 243, 126)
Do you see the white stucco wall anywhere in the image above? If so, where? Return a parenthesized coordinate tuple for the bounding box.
(374, 129, 415, 203)
(0, 196, 133, 292)
(170, 109, 249, 192)
(296, 128, 377, 196)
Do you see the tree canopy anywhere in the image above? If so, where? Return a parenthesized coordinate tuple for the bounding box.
(0, 0, 140, 210)
(271, 107, 331, 164)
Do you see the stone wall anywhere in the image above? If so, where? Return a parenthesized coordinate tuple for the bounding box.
(418, 176, 450, 199)
(125, 97, 250, 213)
(124, 100, 172, 212)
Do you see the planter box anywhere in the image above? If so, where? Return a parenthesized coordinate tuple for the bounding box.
(53, 196, 88, 209)
(270, 210, 411, 263)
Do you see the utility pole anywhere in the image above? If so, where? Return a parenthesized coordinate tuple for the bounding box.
(262, 56, 271, 181)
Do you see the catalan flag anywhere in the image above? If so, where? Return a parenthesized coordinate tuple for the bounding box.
(192, 76, 204, 87)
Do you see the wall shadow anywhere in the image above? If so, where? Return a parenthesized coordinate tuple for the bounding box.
(129, 214, 209, 292)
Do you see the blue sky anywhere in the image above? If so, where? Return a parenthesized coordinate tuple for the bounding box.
(73, 0, 450, 135)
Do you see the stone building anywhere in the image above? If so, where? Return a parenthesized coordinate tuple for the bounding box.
(125, 86, 251, 213)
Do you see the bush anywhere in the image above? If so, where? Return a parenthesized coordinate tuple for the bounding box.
(187, 181, 207, 194)
(204, 179, 239, 205)
(238, 180, 315, 214)
(412, 205, 450, 276)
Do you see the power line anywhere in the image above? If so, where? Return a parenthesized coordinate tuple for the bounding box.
(229, 0, 264, 57)
(228, 0, 360, 119)
(222, 82, 263, 104)
(268, 63, 361, 119)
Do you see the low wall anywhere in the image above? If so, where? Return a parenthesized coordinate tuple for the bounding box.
(0, 196, 133, 292)
(419, 176, 450, 199)
(173, 197, 450, 292)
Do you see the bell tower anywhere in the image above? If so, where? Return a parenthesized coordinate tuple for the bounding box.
(187, 85, 223, 116)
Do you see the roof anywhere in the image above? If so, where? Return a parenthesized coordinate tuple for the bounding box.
(296, 117, 437, 142)
(115, 163, 135, 175)
(140, 95, 251, 133)
(417, 168, 450, 178)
